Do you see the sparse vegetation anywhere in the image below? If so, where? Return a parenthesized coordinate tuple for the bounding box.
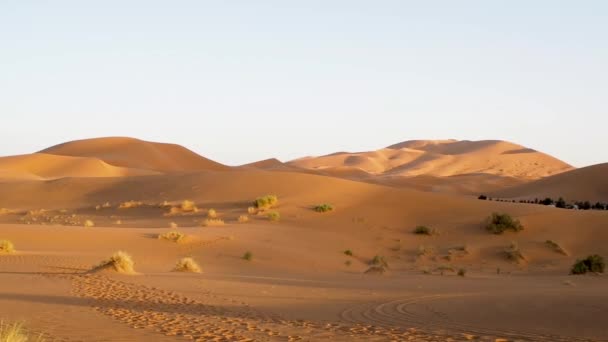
(237, 215, 249, 223)
(313, 204, 334, 213)
(94, 251, 136, 274)
(504, 241, 525, 263)
(571, 255, 605, 275)
(207, 208, 217, 218)
(267, 211, 280, 221)
(253, 195, 278, 210)
(485, 213, 523, 234)
(180, 200, 199, 213)
(247, 207, 257, 215)
(174, 257, 201, 273)
(0, 321, 43, 342)
(0, 240, 15, 254)
(158, 231, 185, 243)
(243, 251, 253, 261)
(83, 219, 95, 227)
(413, 226, 434, 235)
(477, 195, 488, 200)
(369, 255, 388, 268)
(343, 249, 353, 256)
(202, 218, 225, 227)
(119, 200, 143, 209)
(545, 240, 568, 256)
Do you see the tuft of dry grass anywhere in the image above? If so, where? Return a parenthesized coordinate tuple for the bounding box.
(505, 241, 526, 263)
(0, 240, 15, 254)
(237, 215, 249, 223)
(0, 321, 43, 342)
(119, 200, 143, 209)
(207, 208, 217, 218)
(201, 218, 225, 227)
(83, 220, 95, 228)
(158, 231, 185, 243)
(545, 240, 568, 256)
(180, 200, 199, 213)
(247, 207, 257, 215)
(174, 257, 201, 273)
(93, 251, 136, 274)
(267, 211, 280, 222)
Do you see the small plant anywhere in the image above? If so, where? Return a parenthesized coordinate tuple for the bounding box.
(174, 257, 201, 273)
(485, 213, 523, 234)
(180, 200, 199, 213)
(343, 249, 353, 256)
(313, 204, 334, 213)
(243, 251, 253, 261)
(545, 240, 568, 256)
(158, 231, 185, 243)
(247, 207, 257, 215)
(571, 255, 605, 275)
(457, 268, 467, 277)
(504, 241, 525, 263)
(0, 240, 15, 254)
(119, 200, 143, 209)
(253, 195, 278, 210)
(207, 208, 217, 218)
(201, 218, 225, 227)
(413, 226, 434, 235)
(370, 255, 388, 268)
(267, 211, 280, 221)
(83, 219, 95, 227)
(237, 215, 249, 223)
(94, 251, 136, 274)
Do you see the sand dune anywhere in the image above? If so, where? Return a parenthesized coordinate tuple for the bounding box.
(492, 163, 608, 202)
(289, 139, 573, 179)
(40, 137, 229, 173)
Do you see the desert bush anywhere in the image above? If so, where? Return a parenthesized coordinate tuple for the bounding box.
(485, 213, 523, 234)
(83, 220, 95, 228)
(0, 240, 15, 254)
(119, 200, 143, 209)
(478, 195, 487, 200)
(180, 200, 199, 213)
(267, 211, 280, 221)
(253, 195, 278, 210)
(201, 218, 225, 227)
(174, 257, 201, 273)
(313, 204, 334, 213)
(207, 208, 217, 218)
(158, 231, 185, 243)
(413, 226, 434, 235)
(504, 242, 525, 263)
(457, 268, 467, 277)
(571, 255, 605, 275)
(243, 251, 253, 261)
(94, 251, 135, 274)
(343, 249, 353, 256)
(545, 240, 568, 255)
(237, 215, 249, 223)
(370, 255, 388, 268)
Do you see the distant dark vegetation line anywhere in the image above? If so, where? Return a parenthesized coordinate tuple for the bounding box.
(477, 195, 608, 211)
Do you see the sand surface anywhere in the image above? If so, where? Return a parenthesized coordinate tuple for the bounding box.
(0, 138, 607, 341)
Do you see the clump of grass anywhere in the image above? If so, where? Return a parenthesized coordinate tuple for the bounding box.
(253, 195, 278, 210)
(486, 213, 523, 234)
(413, 226, 434, 235)
(237, 215, 249, 223)
(201, 218, 225, 227)
(504, 241, 526, 263)
(207, 208, 217, 218)
(571, 255, 605, 275)
(83, 219, 95, 228)
(545, 240, 568, 256)
(0, 240, 15, 254)
(369, 255, 388, 268)
(243, 251, 253, 261)
(343, 249, 353, 256)
(0, 321, 43, 342)
(313, 204, 334, 213)
(180, 200, 199, 213)
(174, 257, 201, 273)
(158, 231, 185, 243)
(457, 268, 467, 277)
(247, 207, 257, 215)
(267, 211, 280, 221)
(94, 251, 136, 274)
(119, 200, 143, 209)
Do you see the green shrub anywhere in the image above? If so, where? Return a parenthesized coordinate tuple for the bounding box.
(243, 251, 253, 261)
(313, 204, 334, 213)
(485, 213, 523, 234)
(571, 255, 605, 275)
(253, 195, 278, 210)
(413, 226, 433, 235)
(267, 211, 280, 221)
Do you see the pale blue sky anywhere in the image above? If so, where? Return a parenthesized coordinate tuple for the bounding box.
(1, 1, 606, 167)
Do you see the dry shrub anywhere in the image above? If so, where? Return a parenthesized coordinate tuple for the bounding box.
(505, 242, 526, 263)
(267, 211, 280, 221)
(93, 251, 136, 274)
(158, 231, 185, 243)
(202, 218, 225, 227)
(180, 200, 199, 213)
(545, 240, 568, 256)
(0, 240, 15, 254)
(207, 208, 217, 218)
(253, 195, 278, 210)
(237, 215, 249, 223)
(174, 257, 201, 273)
(83, 220, 95, 228)
(247, 207, 257, 215)
(119, 200, 143, 209)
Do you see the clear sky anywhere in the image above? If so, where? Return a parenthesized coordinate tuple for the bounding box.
(1, 1, 606, 167)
